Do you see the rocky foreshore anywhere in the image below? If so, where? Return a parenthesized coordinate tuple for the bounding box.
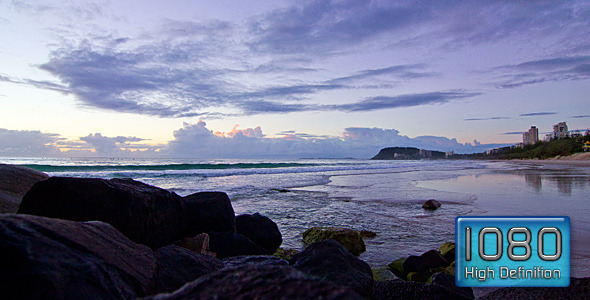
(1, 164, 588, 299)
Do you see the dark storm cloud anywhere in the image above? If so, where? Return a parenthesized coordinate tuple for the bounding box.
(520, 112, 557, 117)
(330, 91, 479, 112)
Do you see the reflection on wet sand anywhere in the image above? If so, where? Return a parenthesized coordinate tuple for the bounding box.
(523, 173, 589, 195)
(525, 174, 542, 192)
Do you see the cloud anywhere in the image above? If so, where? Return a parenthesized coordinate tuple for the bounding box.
(572, 115, 590, 118)
(80, 133, 153, 155)
(327, 64, 434, 85)
(165, 122, 509, 158)
(520, 112, 557, 117)
(494, 56, 590, 89)
(464, 117, 510, 121)
(330, 91, 479, 112)
(0, 128, 62, 156)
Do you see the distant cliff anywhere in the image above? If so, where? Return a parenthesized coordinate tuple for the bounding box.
(371, 147, 446, 160)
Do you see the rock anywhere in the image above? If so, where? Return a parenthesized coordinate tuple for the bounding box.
(359, 230, 377, 238)
(373, 267, 398, 281)
(403, 255, 430, 274)
(426, 272, 474, 299)
(420, 249, 450, 268)
(273, 247, 300, 261)
(182, 192, 236, 236)
(145, 265, 362, 300)
(222, 255, 288, 269)
(445, 260, 456, 275)
(290, 240, 374, 298)
(0, 214, 156, 299)
(208, 232, 267, 259)
(422, 199, 441, 210)
(0, 164, 48, 213)
(480, 277, 590, 300)
(407, 271, 430, 282)
(302, 227, 366, 256)
(271, 188, 290, 193)
(177, 233, 215, 256)
(374, 280, 469, 300)
(388, 257, 407, 279)
(235, 213, 282, 254)
(154, 245, 224, 294)
(438, 242, 456, 262)
(18, 177, 188, 249)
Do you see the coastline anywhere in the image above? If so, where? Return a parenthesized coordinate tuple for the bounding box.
(494, 152, 590, 167)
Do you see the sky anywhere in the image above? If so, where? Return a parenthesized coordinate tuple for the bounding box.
(0, 0, 589, 158)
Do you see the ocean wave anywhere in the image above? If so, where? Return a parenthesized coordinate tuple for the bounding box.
(20, 162, 317, 173)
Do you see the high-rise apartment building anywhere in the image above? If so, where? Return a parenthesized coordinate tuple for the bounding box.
(522, 126, 539, 145)
(551, 122, 569, 140)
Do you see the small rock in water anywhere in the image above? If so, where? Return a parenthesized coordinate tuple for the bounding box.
(422, 199, 441, 210)
(359, 230, 377, 238)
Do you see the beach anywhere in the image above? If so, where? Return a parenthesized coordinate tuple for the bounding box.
(2, 157, 589, 278)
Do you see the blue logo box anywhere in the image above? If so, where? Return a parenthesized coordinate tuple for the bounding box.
(455, 216, 570, 287)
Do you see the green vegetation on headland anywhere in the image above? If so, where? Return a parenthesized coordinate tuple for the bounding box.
(372, 147, 446, 160)
(455, 131, 590, 160)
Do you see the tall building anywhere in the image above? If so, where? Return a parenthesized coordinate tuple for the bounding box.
(522, 126, 539, 145)
(551, 122, 569, 140)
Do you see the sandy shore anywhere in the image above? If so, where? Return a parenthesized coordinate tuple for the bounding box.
(501, 152, 590, 167)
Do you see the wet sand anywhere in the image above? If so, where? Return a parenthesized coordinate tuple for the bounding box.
(418, 161, 590, 278)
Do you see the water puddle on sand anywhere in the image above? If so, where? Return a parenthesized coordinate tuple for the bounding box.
(417, 165, 590, 277)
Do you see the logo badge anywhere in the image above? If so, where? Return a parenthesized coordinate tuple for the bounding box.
(455, 216, 570, 287)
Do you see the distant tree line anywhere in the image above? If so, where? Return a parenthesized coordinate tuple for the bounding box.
(453, 130, 590, 160)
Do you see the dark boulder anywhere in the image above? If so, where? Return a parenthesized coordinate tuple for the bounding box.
(235, 212, 282, 254)
(154, 245, 224, 294)
(208, 232, 267, 259)
(222, 255, 288, 269)
(182, 192, 236, 236)
(422, 199, 441, 210)
(420, 249, 450, 268)
(302, 226, 366, 256)
(290, 239, 374, 298)
(403, 255, 430, 274)
(0, 164, 48, 213)
(374, 280, 471, 300)
(427, 272, 474, 299)
(480, 277, 590, 300)
(18, 177, 188, 249)
(176, 233, 216, 256)
(145, 265, 362, 300)
(0, 214, 156, 299)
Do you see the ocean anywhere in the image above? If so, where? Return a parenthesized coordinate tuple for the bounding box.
(2, 157, 589, 277)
